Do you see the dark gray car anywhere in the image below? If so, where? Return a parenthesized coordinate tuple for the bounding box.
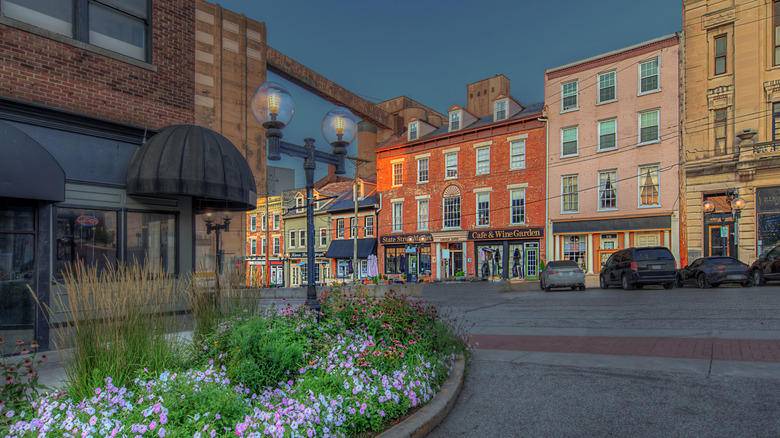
(600, 247, 677, 290)
(540, 260, 586, 291)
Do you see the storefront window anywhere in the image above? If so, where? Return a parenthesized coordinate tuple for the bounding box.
(385, 246, 403, 274)
(127, 212, 176, 273)
(757, 187, 780, 256)
(419, 246, 431, 275)
(564, 235, 587, 270)
(0, 204, 36, 337)
(477, 244, 503, 279)
(55, 207, 117, 278)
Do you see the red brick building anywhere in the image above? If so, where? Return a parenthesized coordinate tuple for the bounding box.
(376, 76, 547, 282)
(245, 196, 285, 287)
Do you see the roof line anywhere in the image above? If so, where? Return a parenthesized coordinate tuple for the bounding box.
(545, 33, 678, 74)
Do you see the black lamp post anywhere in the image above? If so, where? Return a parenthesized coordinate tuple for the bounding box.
(251, 82, 357, 313)
(202, 211, 231, 274)
(702, 189, 746, 257)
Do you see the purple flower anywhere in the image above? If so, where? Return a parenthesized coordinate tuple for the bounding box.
(158, 427, 167, 437)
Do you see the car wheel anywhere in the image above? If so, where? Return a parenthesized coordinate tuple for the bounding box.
(578, 284, 586, 291)
(540, 279, 545, 291)
(571, 285, 578, 290)
(663, 282, 674, 289)
(600, 275, 609, 289)
(622, 275, 633, 291)
(675, 276, 684, 288)
(697, 273, 711, 289)
(752, 270, 766, 286)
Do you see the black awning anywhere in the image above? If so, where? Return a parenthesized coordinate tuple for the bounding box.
(126, 125, 257, 212)
(0, 121, 65, 202)
(326, 238, 378, 259)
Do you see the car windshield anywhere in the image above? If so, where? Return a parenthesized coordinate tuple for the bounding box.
(635, 249, 673, 261)
(547, 261, 579, 269)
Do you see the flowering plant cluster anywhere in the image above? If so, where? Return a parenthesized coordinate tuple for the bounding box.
(3, 288, 471, 437)
(1, 338, 47, 426)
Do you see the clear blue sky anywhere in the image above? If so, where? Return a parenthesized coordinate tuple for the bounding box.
(219, 0, 683, 188)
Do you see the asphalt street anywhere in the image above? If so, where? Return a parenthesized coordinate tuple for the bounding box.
(420, 281, 780, 438)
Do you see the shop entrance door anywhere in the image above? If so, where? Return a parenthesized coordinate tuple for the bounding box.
(708, 224, 733, 256)
(524, 247, 539, 280)
(451, 251, 463, 276)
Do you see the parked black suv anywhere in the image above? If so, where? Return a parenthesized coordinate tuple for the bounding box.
(600, 247, 677, 290)
(750, 244, 780, 286)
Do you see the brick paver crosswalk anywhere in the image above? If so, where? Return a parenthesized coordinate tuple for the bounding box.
(472, 334, 780, 363)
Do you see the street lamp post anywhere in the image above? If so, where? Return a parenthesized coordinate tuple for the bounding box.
(251, 82, 357, 313)
(702, 189, 746, 257)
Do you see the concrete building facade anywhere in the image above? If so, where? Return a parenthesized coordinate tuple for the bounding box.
(545, 35, 681, 274)
(681, 0, 780, 264)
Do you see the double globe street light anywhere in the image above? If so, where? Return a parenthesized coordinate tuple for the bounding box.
(702, 189, 746, 257)
(251, 82, 357, 313)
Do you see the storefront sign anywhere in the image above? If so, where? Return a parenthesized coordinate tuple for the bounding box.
(379, 234, 433, 244)
(77, 215, 99, 226)
(468, 227, 544, 241)
(288, 251, 325, 258)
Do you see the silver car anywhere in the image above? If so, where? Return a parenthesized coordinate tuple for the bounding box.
(540, 260, 586, 291)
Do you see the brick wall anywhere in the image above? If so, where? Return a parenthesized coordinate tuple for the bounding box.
(0, 0, 195, 129)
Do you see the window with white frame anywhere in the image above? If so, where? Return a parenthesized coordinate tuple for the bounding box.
(639, 164, 660, 206)
(392, 162, 403, 186)
(476, 146, 490, 174)
(365, 216, 374, 236)
(562, 126, 578, 156)
(639, 110, 660, 144)
(289, 230, 296, 248)
(261, 238, 266, 255)
(443, 186, 461, 229)
(250, 215, 256, 232)
(273, 213, 280, 230)
(495, 99, 508, 121)
(449, 111, 460, 131)
(445, 152, 458, 179)
(417, 199, 429, 230)
(2, 0, 150, 61)
(562, 81, 578, 111)
(349, 218, 356, 238)
(409, 122, 418, 140)
(319, 228, 327, 246)
(639, 57, 660, 94)
(417, 157, 429, 183)
(250, 238, 256, 256)
(599, 170, 618, 210)
(598, 119, 617, 151)
(296, 196, 304, 211)
(477, 192, 490, 226)
(260, 213, 266, 231)
(562, 175, 579, 213)
(598, 71, 616, 104)
(299, 229, 306, 247)
(273, 237, 280, 254)
(336, 218, 344, 238)
(510, 189, 526, 225)
(510, 139, 526, 170)
(392, 202, 403, 232)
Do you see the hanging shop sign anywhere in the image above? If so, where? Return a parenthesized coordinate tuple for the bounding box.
(468, 227, 543, 241)
(288, 251, 326, 258)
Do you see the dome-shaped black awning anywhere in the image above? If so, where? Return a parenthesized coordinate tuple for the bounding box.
(126, 125, 257, 212)
(0, 120, 65, 203)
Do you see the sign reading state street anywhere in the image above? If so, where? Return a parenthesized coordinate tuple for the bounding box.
(468, 227, 544, 240)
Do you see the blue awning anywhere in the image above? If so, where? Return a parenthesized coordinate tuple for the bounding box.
(325, 238, 377, 259)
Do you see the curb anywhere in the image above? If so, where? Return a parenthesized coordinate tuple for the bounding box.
(377, 355, 466, 438)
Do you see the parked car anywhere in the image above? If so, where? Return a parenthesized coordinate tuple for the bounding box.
(540, 260, 586, 291)
(750, 244, 780, 286)
(676, 256, 752, 288)
(599, 247, 677, 290)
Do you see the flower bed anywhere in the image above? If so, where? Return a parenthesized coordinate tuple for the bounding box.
(2, 289, 471, 437)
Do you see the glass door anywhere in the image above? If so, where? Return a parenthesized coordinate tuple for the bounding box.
(524, 247, 539, 280)
(0, 204, 36, 347)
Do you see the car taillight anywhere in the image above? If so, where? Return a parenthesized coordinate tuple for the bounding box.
(630, 261, 638, 271)
(674, 260, 677, 268)
(745, 266, 750, 270)
(714, 266, 724, 271)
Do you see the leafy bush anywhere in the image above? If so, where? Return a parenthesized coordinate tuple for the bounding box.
(0, 339, 48, 428)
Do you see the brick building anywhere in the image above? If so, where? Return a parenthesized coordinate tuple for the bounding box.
(245, 196, 285, 286)
(376, 76, 547, 282)
(0, 1, 256, 349)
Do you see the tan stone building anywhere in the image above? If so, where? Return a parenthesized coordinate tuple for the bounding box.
(681, 0, 780, 264)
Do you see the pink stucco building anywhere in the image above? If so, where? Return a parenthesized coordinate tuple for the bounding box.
(544, 34, 681, 274)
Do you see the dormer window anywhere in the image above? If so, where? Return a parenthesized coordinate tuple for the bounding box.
(449, 111, 461, 131)
(296, 196, 304, 212)
(494, 99, 508, 121)
(409, 121, 418, 141)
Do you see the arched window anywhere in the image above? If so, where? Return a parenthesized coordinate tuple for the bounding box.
(443, 185, 461, 228)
